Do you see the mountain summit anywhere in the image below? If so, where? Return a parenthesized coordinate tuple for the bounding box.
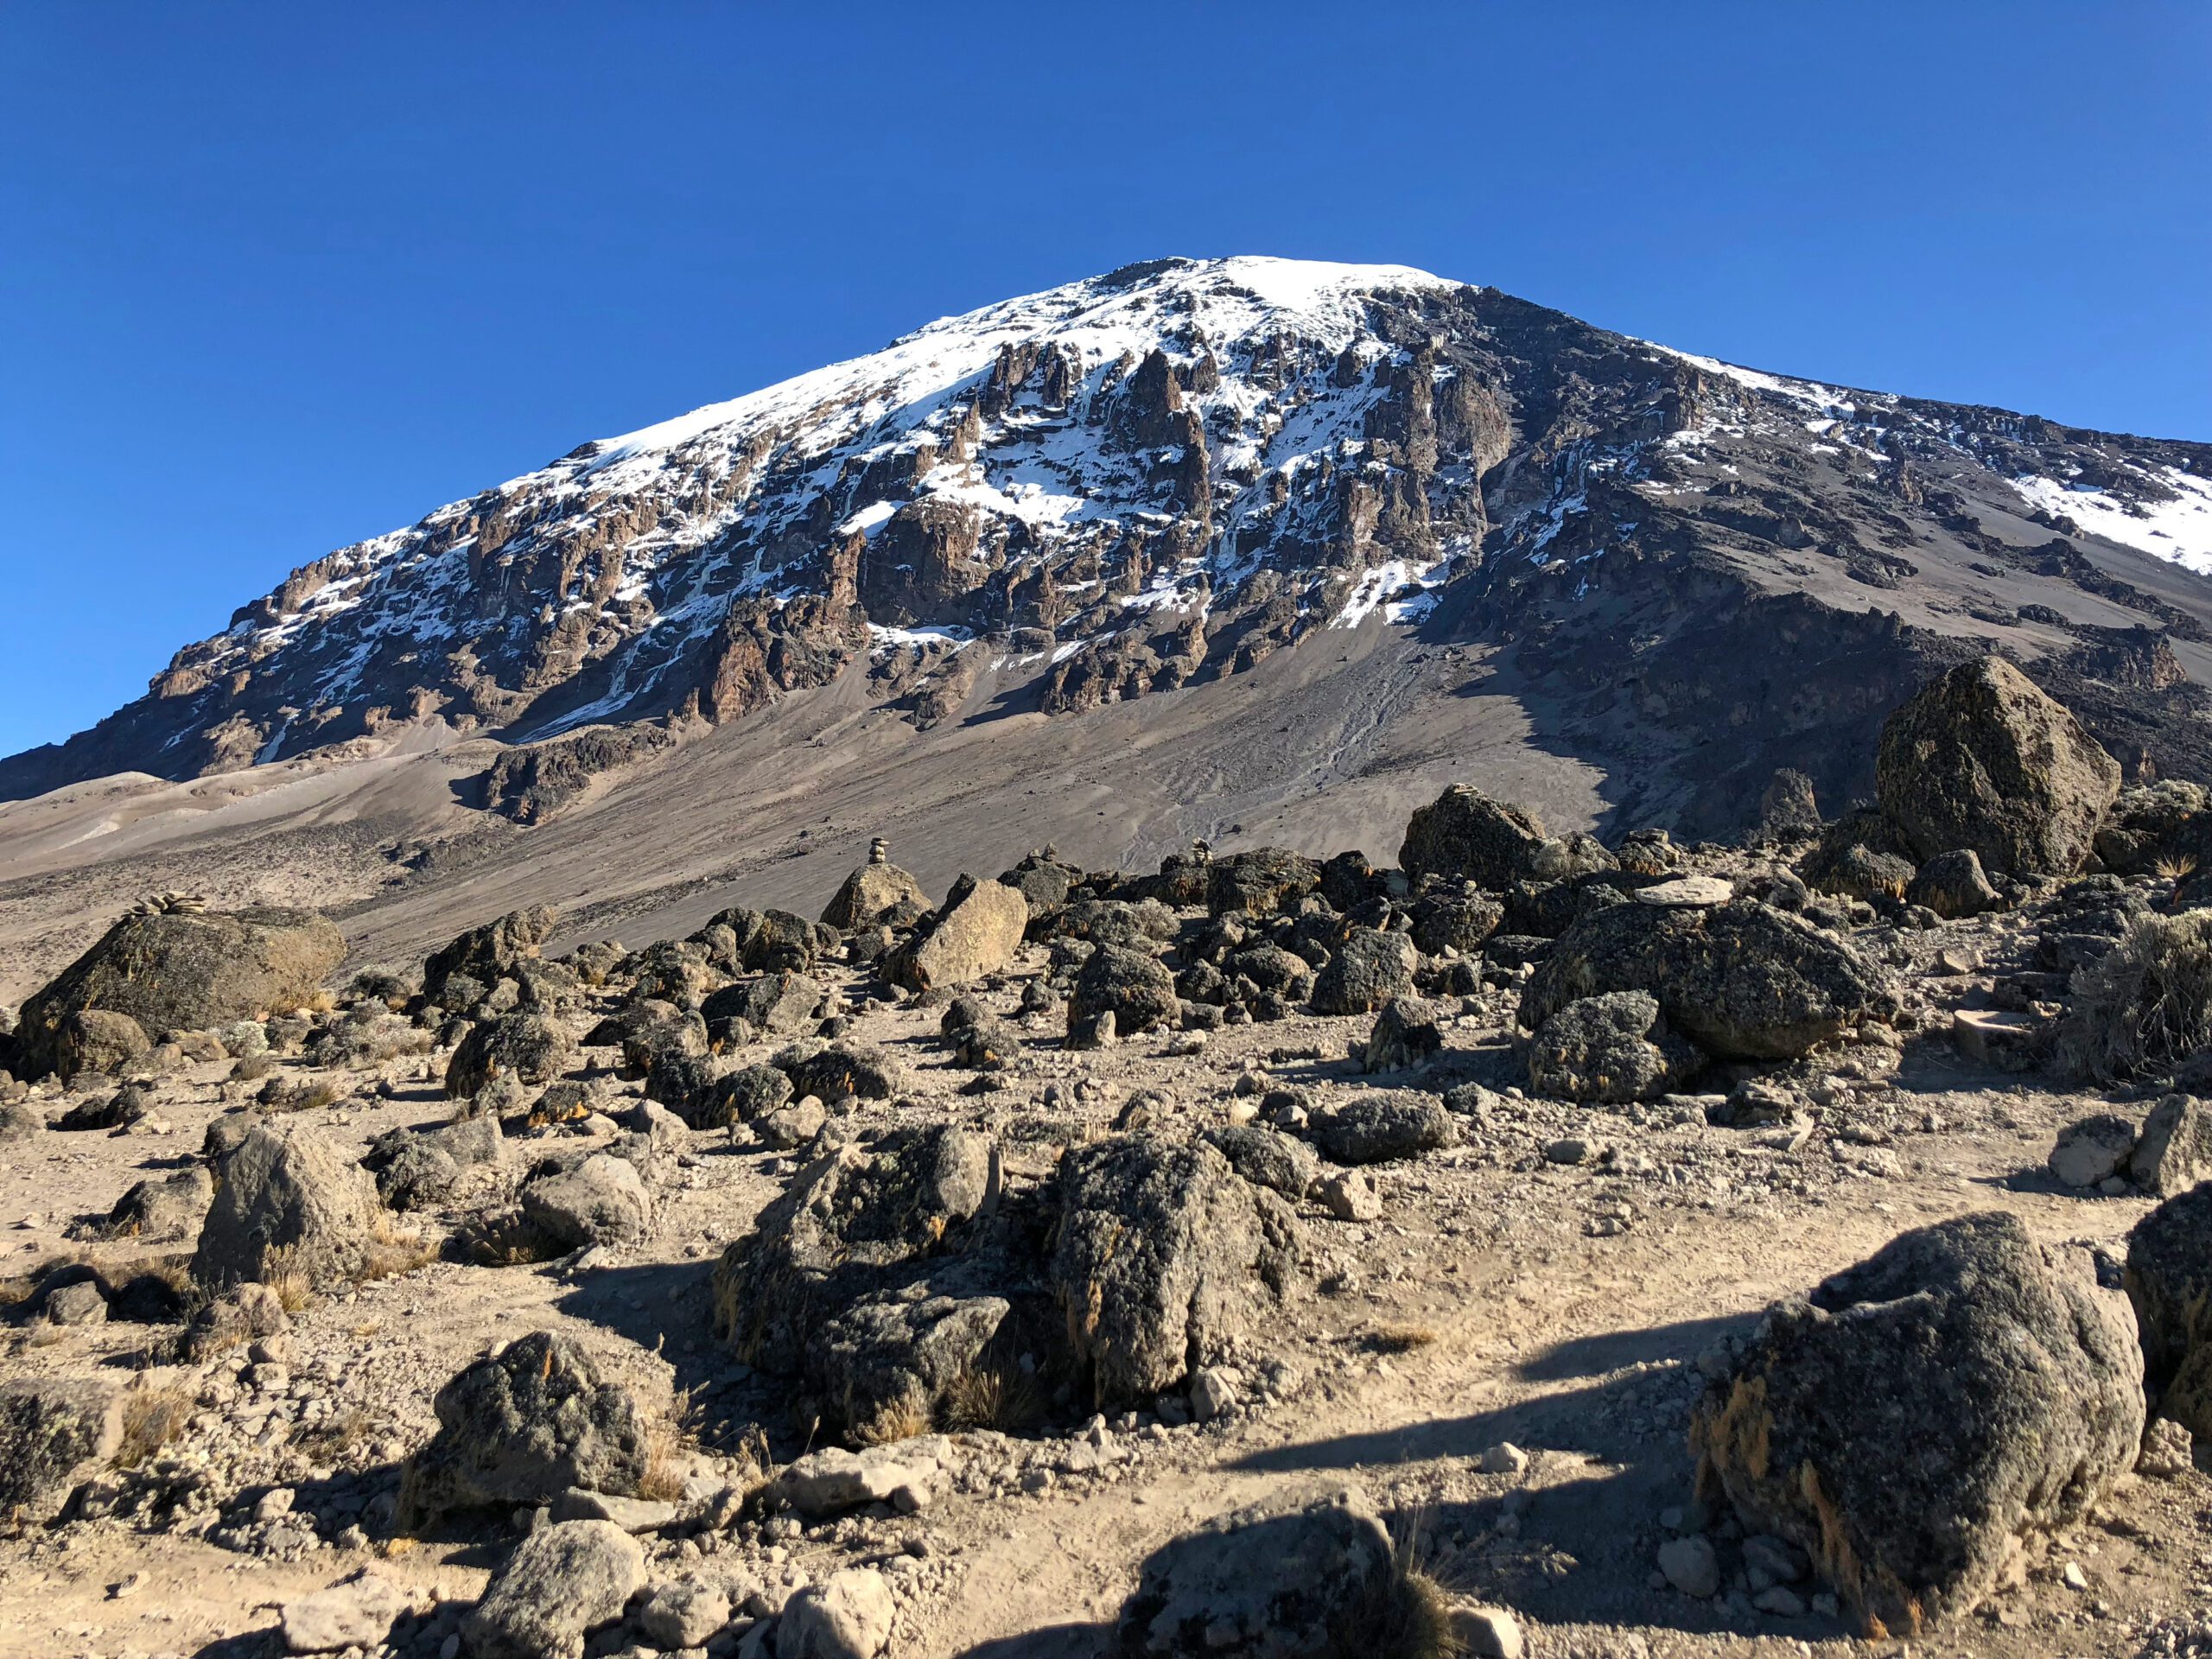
(9, 255, 2212, 836)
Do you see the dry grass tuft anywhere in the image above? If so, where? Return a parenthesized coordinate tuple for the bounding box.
(357, 1213, 439, 1285)
(1357, 1510, 1465, 1658)
(637, 1390, 697, 1502)
(2158, 851, 2202, 882)
(260, 1246, 316, 1314)
(941, 1359, 1047, 1433)
(293, 1403, 377, 1469)
(116, 1379, 194, 1468)
(229, 1053, 276, 1083)
(1369, 1324, 1440, 1355)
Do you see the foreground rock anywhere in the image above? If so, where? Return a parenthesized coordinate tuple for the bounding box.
(1875, 656, 2120, 877)
(1053, 1136, 1300, 1407)
(1524, 899, 1890, 1060)
(14, 904, 344, 1079)
(463, 1518, 643, 1659)
(2126, 1185, 2212, 1440)
(781, 1567, 896, 1659)
(1527, 989, 1698, 1103)
(400, 1331, 653, 1524)
(1114, 1481, 1400, 1657)
(1693, 1211, 2142, 1634)
(191, 1121, 383, 1294)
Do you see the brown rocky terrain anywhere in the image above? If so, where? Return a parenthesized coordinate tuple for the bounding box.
(9, 661, 2212, 1658)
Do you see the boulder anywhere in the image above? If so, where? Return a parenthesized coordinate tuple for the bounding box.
(821, 857, 928, 932)
(697, 1063, 794, 1129)
(1114, 1481, 1397, 1658)
(1205, 849, 1323, 918)
(1528, 990, 1698, 1103)
(1875, 656, 2121, 877)
(1202, 1125, 1320, 1200)
(14, 906, 344, 1081)
(887, 878, 1028, 991)
(1523, 899, 1890, 1060)
(1409, 886, 1504, 956)
(774, 1039, 900, 1102)
(1052, 1136, 1300, 1407)
(713, 1126, 1001, 1433)
(46, 1010, 152, 1081)
(281, 1570, 406, 1655)
(445, 1014, 576, 1099)
(1904, 849, 2005, 919)
(0, 1378, 120, 1521)
(781, 1567, 895, 1659)
(399, 1331, 652, 1524)
(1693, 1212, 2143, 1634)
(1363, 995, 1443, 1071)
(519, 1153, 651, 1249)
(365, 1115, 505, 1211)
(702, 970, 823, 1037)
(1306, 1092, 1457, 1164)
(1401, 784, 1600, 888)
(1070, 944, 1181, 1039)
(2127, 1185, 2212, 1440)
(462, 1519, 643, 1659)
(100, 1165, 215, 1240)
(1310, 928, 1418, 1015)
(423, 906, 556, 1008)
(2130, 1094, 2212, 1197)
(190, 1121, 382, 1294)
(634, 1580, 732, 1649)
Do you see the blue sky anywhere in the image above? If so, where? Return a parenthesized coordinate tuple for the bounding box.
(2, 3, 2207, 759)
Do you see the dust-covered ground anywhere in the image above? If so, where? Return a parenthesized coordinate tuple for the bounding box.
(3, 841, 2209, 1659)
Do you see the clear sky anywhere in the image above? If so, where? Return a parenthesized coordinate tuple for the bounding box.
(2, 3, 2207, 760)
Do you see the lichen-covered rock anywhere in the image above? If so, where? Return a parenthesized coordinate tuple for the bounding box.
(887, 877, 1028, 991)
(445, 1013, 576, 1099)
(1402, 784, 1562, 888)
(1070, 944, 1181, 1039)
(1523, 899, 1890, 1060)
(714, 1126, 1001, 1432)
(191, 1121, 381, 1294)
(1306, 1091, 1457, 1164)
(462, 1518, 644, 1659)
(399, 1331, 652, 1524)
(46, 1009, 153, 1082)
(1905, 849, 2005, 919)
(1363, 995, 1444, 1071)
(1409, 885, 1504, 956)
(14, 906, 344, 1081)
(702, 970, 823, 1037)
(1693, 1212, 2143, 1635)
(1876, 656, 2121, 877)
(1202, 1125, 1320, 1200)
(1052, 1136, 1300, 1406)
(696, 1062, 794, 1129)
(1310, 928, 1417, 1015)
(423, 906, 556, 1009)
(1114, 1481, 1396, 1658)
(365, 1114, 504, 1211)
(1528, 990, 1698, 1103)
(774, 1038, 900, 1102)
(1205, 849, 1322, 918)
(99, 1165, 215, 1240)
(2127, 1185, 2212, 1441)
(821, 859, 928, 931)
(0, 1378, 121, 1521)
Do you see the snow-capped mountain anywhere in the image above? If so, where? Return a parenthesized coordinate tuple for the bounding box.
(10, 255, 2212, 830)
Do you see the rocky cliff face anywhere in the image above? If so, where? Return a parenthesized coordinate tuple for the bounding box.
(9, 256, 2212, 829)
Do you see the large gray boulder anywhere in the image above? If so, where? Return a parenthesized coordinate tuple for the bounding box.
(1875, 656, 2120, 877)
(1307, 1092, 1457, 1164)
(445, 1013, 576, 1098)
(15, 906, 344, 1080)
(1309, 928, 1418, 1016)
(1692, 1212, 2143, 1634)
(821, 855, 928, 932)
(0, 1378, 120, 1521)
(781, 1567, 896, 1659)
(399, 1331, 652, 1525)
(191, 1121, 382, 1294)
(887, 877, 1028, 992)
(712, 1126, 1002, 1437)
(2126, 1184, 2212, 1441)
(1114, 1481, 1398, 1658)
(1522, 899, 1890, 1060)
(519, 1153, 652, 1249)
(1528, 989, 1699, 1103)
(462, 1518, 644, 1659)
(1401, 784, 1582, 888)
(1052, 1137, 1300, 1408)
(1070, 944, 1181, 1038)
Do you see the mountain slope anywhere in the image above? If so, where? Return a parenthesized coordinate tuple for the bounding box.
(8, 255, 2212, 841)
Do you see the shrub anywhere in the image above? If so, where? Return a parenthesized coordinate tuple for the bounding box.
(2058, 910, 2212, 1082)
